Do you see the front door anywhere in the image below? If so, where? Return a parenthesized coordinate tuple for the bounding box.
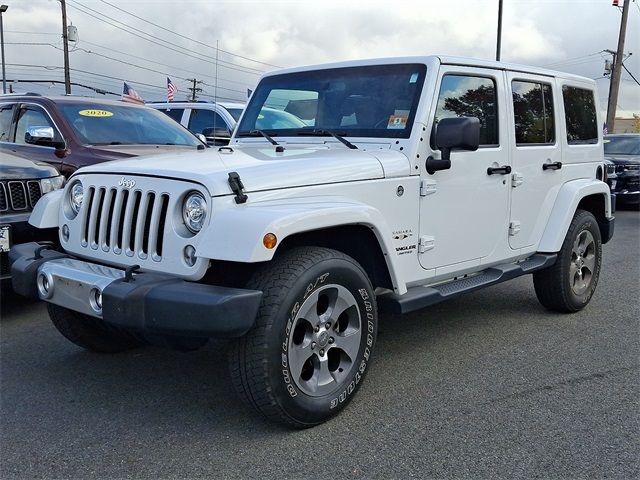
(419, 66, 510, 271)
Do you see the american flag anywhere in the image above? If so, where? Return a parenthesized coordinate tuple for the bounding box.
(167, 77, 178, 102)
(122, 82, 144, 104)
(603, 122, 608, 135)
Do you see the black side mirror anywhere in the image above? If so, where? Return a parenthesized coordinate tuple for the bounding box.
(202, 126, 231, 145)
(426, 117, 480, 174)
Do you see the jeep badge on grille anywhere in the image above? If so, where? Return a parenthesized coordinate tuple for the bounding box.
(118, 177, 136, 189)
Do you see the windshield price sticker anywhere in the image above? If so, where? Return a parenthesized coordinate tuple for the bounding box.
(78, 109, 114, 118)
(387, 114, 408, 129)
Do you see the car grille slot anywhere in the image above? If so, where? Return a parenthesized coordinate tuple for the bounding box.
(0, 183, 7, 212)
(79, 185, 168, 261)
(27, 181, 42, 207)
(8, 181, 28, 211)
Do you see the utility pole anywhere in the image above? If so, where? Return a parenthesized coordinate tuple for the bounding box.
(186, 78, 202, 101)
(60, 0, 71, 94)
(0, 5, 8, 94)
(495, 0, 503, 61)
(606, 0, 630, 132)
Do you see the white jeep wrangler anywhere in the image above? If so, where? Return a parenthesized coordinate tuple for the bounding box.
(11, 56, 614, 427)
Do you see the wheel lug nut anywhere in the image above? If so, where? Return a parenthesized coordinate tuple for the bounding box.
(329, 337, 334, 344)
(311, 342, 317, 349)
(319, 349, 325, 356)
(325, 322, 331, 329)
(314, 326, 320, 332)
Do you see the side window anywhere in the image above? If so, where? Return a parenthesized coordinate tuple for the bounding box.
(434, 75, 499, 146)
(562, 86, 597, 144)
(512, 80, 555, 145)
(160, 108, 184, 123)
(0, 104, 13, 142)
(14, 107, 62, 146)
(188, 109, 228, 134)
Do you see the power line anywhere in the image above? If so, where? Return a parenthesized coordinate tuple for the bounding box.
(97, 0, 282, 69)
(542, 52, 603, 68)
(622, 63, 640, 86)
(66, 0, 265, 76)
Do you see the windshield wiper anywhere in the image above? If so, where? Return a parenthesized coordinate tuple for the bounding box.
(298, 129, 357, 150)
(242, 129, 280, 146)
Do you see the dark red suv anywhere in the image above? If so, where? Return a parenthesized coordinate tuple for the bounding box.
(0, 94, 206, 177)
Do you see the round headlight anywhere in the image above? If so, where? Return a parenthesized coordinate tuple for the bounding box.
(182, 192, 207, 233)
(69, 181, 84, 214)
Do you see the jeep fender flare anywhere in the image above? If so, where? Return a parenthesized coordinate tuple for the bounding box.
(29, 188, 63, 229)
(196, 198, 402, 290)
(537, 179, 612, 253)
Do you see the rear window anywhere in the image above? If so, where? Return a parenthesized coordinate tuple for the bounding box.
(562, 86, 598, 145)
(160, 108, 184, 123)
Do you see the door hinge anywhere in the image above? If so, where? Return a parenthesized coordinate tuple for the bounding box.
(511, 172, 524, 188)
(420, 179, 437, 197)
(418, 235, 435, 253)
(509, 221, 521, 236)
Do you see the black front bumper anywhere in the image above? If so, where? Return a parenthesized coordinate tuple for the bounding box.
(10, 242, 262, 339)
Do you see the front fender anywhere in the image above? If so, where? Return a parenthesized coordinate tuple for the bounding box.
(28, 189, 63, 229)
(538, 179, 612, 252)
(197, 196, 394, 263)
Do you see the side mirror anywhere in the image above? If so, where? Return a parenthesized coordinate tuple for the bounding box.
(426, 117, 480, 174)
(201, 126, 231, 145)
(195, 133, 207, 144)
(25, 126, 64, 149)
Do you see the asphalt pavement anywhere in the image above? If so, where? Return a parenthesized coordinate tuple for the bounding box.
(1, 211, 638, 479)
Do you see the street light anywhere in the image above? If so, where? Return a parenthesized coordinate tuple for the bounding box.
(0, 5, 7, 95)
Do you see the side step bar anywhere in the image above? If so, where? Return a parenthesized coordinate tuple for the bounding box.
(377, 253, 557, 315)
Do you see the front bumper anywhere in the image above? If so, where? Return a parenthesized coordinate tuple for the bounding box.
(10, 242, 262, 338)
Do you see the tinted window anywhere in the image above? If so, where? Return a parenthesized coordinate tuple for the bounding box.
(226, 108, 243, 122)
(237, 64, 427, 139)
(57, 103, 200, 146)
(0, 105, 13, 142)
(188, 109, 228, 134)
(14, 107, 62, 146)
(434, 75, 498, 146)
(512, 81, 555, 145)
(604, 135, 640, 155)
(160, 108, 184, 123)
(563, 86, 597, 144)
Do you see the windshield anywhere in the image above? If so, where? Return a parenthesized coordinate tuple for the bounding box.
(604, 136, 640, 155)
(237, 64, 427, 139)
(58, 102, 201, 146)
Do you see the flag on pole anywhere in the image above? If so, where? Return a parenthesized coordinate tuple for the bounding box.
(122, 82, 144, 104)
(167, 77, 178, 102)
(603, 122, 608, 135)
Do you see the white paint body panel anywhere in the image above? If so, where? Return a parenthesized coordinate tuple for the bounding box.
(29, 189, 63, 229)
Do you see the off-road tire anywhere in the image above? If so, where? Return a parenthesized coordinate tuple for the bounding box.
(229, 247, 378, 428)
(48, 304, 144, 353)
(533, 209, 602, 312)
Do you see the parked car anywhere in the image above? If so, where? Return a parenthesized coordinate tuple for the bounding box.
(0, 94, 206, 177)
(604, 133, 640, 207)
(11, 56, 614, 428)
(150, 101, 245, 145)
(1, 152, 64, 281)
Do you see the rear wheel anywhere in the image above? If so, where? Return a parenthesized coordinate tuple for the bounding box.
(533, 209, 602, 312)
(48, 304, 144, 353)
(229, 247, 377, 428)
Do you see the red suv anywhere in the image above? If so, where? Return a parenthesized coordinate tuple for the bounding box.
(0, 94, 206, 177)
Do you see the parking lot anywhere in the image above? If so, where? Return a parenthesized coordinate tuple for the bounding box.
(1, 210, 638, 479)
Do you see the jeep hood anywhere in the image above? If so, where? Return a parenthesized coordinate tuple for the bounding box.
(77, 145, 410, 195)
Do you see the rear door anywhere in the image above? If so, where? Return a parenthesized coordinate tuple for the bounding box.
(507, 72, 562, 250)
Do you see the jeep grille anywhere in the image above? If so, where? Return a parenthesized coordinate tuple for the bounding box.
(0, 180, 42, 213)
(80, 186, 170, 261)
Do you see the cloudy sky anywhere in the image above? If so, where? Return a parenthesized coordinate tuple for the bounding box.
(3, 0, 639, 117)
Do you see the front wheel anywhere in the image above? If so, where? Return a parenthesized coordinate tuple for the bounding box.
(229, 247, 378, 428)
(533, 209, 602, 312)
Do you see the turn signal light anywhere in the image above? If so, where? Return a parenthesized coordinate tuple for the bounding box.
(263, 233, 277, 249)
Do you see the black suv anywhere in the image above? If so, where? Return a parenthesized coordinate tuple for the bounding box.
(0, 94, 205, 177)
(1, 151, 64, 280)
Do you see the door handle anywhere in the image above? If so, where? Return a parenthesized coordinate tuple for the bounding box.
(487, 165, 512, 175)
(542, 161, 562, 171)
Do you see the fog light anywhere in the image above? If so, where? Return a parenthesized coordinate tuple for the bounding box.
(183, 245, 197, 266)
(90, 288, 103, 313)
(37, 273, 53, 298)
(263, 233, 277, 249)
(62, 224, 70, 242)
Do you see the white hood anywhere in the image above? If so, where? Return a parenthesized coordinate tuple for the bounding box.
(76, 144, 410, 196)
